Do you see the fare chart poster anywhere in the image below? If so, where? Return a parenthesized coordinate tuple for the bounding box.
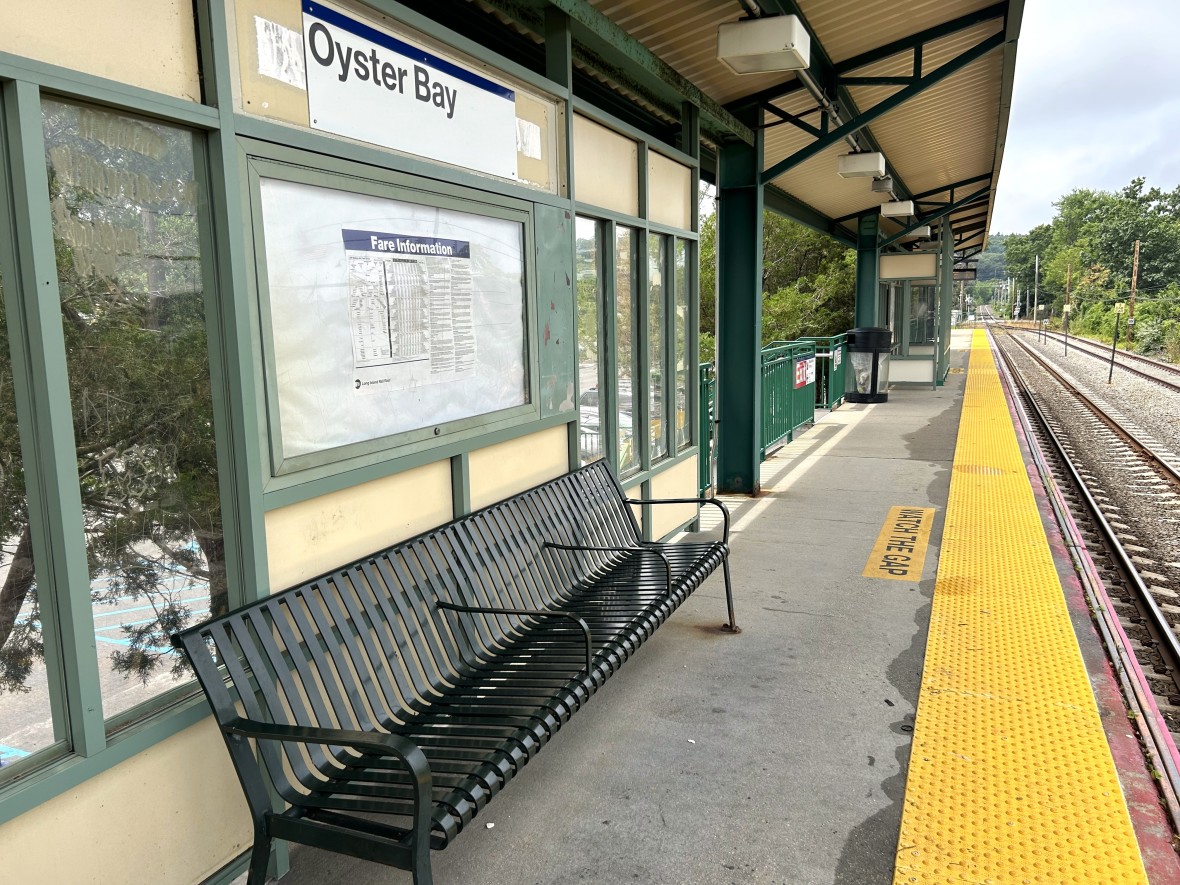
(259, 177, 527, 461)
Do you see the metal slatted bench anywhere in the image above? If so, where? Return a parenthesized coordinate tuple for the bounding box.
(172, 460, 735, 885)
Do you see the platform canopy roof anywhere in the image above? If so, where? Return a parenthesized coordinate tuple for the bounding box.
(464, 0, 1023, 270)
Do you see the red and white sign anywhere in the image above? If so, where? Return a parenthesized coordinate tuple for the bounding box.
(794, 357, 815, 389)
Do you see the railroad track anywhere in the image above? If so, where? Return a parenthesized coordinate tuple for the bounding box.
(1001, 323, 1180, 392)
(992, 326, 1180, 829)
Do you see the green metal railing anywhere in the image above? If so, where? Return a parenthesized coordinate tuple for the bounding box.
(698, 338, 829, 494)
(760, 340, 816, 459)
(698, 362, 716, 494)
(800, 334, 848, 409)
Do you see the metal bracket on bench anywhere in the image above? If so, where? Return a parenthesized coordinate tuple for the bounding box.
(542, 542, 674, 598)
(434, 599, 594, 675)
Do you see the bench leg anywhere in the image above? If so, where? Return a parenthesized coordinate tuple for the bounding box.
(412, 849, 434, 885)
(720, 555, 741, 634)
(246, 832, 272, 885)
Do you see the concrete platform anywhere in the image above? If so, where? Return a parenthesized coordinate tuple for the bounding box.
(266, 340, 969, 885)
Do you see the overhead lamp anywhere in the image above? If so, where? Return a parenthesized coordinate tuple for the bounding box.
(880, 200, 914, 217)
(871, 176, 894, 193)
(717, 16, 811, 75)
(837, 152, 885, 178)
(901, 225, 931, 240)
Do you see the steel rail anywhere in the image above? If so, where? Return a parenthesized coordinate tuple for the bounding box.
(1004, 324, 1180, 391)
(1004, 331, 1180, 488)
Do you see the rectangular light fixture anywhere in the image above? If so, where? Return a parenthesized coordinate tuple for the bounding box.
(837, 152, 885, 178)
(901, 225, 932, 239)
(880, 200, 914, 217)
(717, 16, 811, 75)
(871, 176, 894, 193)
(880, 253, 938, 280)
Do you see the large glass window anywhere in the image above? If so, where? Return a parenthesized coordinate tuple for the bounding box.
(0, 271, 56, 766)
(42, 100, 224, 725)
(647, 233, 667, 463)
(576, 217, 603, 465)
(674, 238, 690, 451)
(615, 226, 638, 475)
(577, 220, 696, 477)
(911, 285, 936, 344)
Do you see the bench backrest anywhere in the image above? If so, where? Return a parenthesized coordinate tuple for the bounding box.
(173, 461, 640, 759)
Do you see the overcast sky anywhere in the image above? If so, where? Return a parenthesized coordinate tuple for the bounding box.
(990, 0, 1180, 234)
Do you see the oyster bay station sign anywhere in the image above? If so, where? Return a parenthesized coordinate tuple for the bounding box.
(302, 1, 518, 179)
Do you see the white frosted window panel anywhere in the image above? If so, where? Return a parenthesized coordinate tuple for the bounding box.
(647, 152, 692, 230)
(573, 114, 638, 217)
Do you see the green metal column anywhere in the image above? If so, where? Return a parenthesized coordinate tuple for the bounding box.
(855, 213, 879, 327)
(936, 223, 954, 382)
(715, 127, 763, 495)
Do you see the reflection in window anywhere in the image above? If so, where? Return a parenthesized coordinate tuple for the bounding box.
(0, 274, 57, 770)
(911, 285, 935, 345)
(615, 227, 638, 475)
(576, 217, 603, 465)
(674, 239, 690, 450)
(42, 100, 224, 725)
(647, 234, 667, 463)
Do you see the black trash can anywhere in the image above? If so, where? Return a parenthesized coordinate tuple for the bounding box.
(845, 327, 891, 403)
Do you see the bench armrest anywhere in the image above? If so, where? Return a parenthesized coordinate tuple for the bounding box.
(223, 718, 432, 781)
(543, 542, 673, 598)
(223, 718, 434, 849)
(624, 496, 730, 545)
(435, 600, 593, 674)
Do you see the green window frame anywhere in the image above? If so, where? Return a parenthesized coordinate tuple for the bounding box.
(575, 213, 697, 481)
(0, 78, 252, 817)
(571, 110, 701, 494)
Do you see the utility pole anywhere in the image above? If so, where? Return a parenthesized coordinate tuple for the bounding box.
(1064, 263, 1072, 357)
(1128, 239, 1140, 343)
(1033, 254, 1039, 327)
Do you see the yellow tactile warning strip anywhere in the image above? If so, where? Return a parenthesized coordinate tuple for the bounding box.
(893, 330, 1148, 884)
(863, 506, 935, 581)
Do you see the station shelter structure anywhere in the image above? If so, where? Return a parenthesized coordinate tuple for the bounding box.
(0, 1, 1021, 882)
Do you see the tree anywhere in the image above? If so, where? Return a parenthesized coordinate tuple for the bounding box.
(699, 210, 853, 356)
(976, 177, 1180, 355)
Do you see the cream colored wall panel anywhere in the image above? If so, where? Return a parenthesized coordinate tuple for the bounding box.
(515, 92, 557, 192)
(0, 719, 249, 885)
(649, 456, 699, 539)
(647, 152, 692, 230)
(266, 461, 452, 589)
(892, 359, 936, 383)
(2, 0, 200, 101)
(234, 0, 312, 127)
(573, 115, 639, 216)
(468, 426, 569, 510)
